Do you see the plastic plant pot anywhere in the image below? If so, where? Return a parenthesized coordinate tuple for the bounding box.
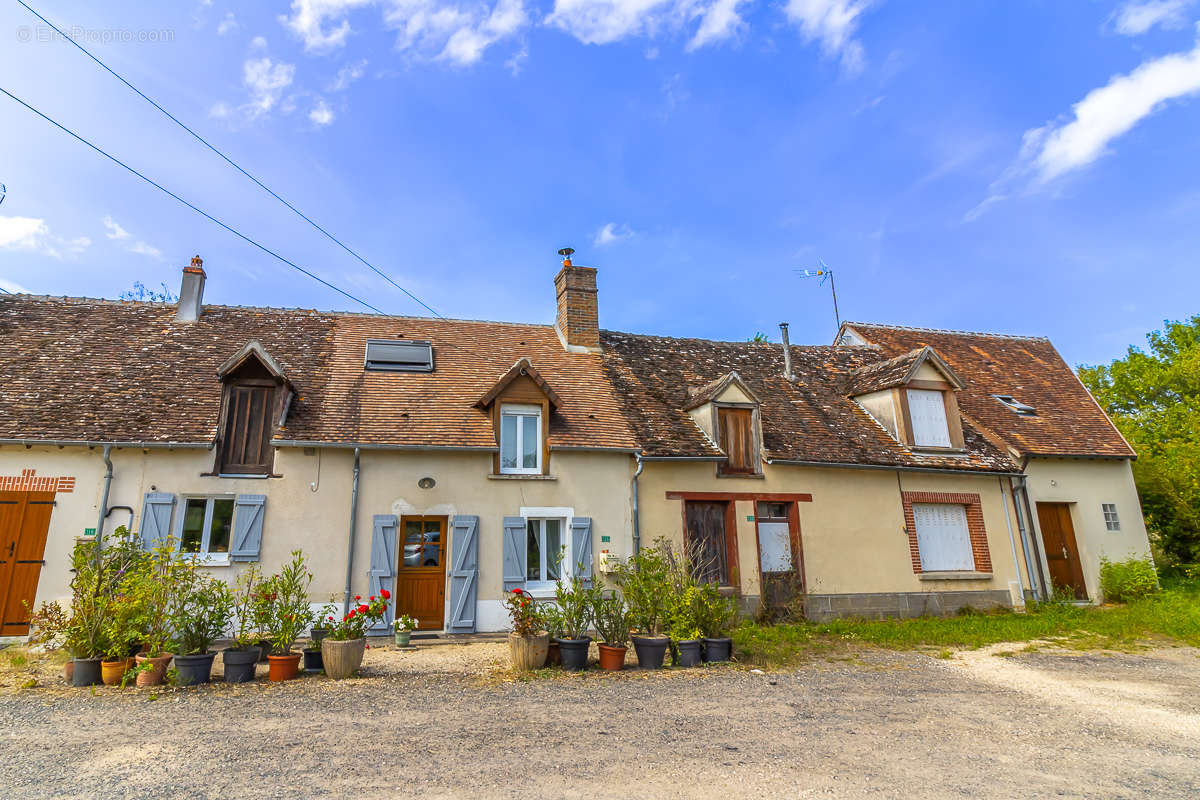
(222, 647, 260, 683)
(631, 635, 669, 670)
(555, 637, 592, 671)
(174, 652, 217, 686)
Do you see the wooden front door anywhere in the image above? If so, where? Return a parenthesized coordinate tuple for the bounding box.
(1036, 502, 1087, 600)
(684, 501, 735, 586)
(396, 516, 447, 631)
(0, 491, 55, 635)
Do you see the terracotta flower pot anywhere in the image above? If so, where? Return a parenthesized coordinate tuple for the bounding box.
(321, 637, 367, 680)
(598, 643, 627, 671)
(267, 652, 302, 682)
(135, 653, 173, 687)
(508, 632, 549, 671)
(101, 658, 133, 686)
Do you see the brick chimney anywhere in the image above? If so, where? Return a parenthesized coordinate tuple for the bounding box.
(176, 255, 206, 322)
(554, 249, 600, 352)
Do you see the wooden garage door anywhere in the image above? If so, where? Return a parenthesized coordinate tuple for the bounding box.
(0, 491, 55, 635)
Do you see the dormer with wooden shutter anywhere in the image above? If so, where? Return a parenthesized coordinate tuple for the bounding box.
(684, 372, 763, 476)
(212, 340, 294, 477)
(845, 346, 966, 452)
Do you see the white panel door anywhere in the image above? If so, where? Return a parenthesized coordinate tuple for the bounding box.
(907, 389, 952, 447)
(912, 503, 975, 571)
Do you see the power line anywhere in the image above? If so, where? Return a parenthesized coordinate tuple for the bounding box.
(0, 85, 385, 315)
(18, 0, 443, 320)
(0, 285, 12, 294)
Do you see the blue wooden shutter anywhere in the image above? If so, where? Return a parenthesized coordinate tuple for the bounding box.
(502, 516, 527, 592)
(446, 515, 479, 633)
(230, 494, 266, 562)
(139, 492, 175, 549)
(571, 517, 594, 586)
(367, 515, 398, 631)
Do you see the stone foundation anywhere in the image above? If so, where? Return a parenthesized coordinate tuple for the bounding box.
(802, 590, 1012, 622)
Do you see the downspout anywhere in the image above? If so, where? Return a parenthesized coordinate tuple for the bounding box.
(1011, 474, 1046, 601)
(631, 454, 644, 556)
(342, 447, 361, 616)
(94, 444, 114, 553)
(999, 478, 1026, 609)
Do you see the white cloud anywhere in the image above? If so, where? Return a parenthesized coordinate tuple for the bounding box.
(243, 57, 296, 115)
(688, 0, 748, 50)
(217, 12, 239, 35)
(1112, 0, 1192, 36)
(103, 215, 131, 241)
(330, 59, 368, 90)
(546, 0, 691, 45)
(783, 0, 873, 73)
(969, 28, 1200, 219)
(505, 43, 529, 74)
(384, 0, 528, 65)
(283, 0, 375, 52)
(0, 276, 30, 294)
(309, 98, 336, 126)
(0, 216, 90, 259)
(130, 241, 164, 259)
(594, 222, 634, 246)
(251, 35, 269, 49)
(208, 101, 233, 119)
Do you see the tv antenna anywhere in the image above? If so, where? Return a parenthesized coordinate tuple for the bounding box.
(794, 258, 841, 329)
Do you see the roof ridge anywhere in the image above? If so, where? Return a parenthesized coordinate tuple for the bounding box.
(602, 329, 843, 349)
(846, 321, 1050, 342)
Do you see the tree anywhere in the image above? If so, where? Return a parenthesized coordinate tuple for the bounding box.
(120, 281, 177, 302)
(1079, 316, 1200, 567)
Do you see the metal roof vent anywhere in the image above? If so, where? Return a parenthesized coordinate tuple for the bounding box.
(364, 339, 434, 372)
(993, 394, 1036, 416)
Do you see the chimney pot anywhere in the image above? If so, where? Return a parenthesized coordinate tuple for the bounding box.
(177, 255, 207, 322)
(554, 249, 600, 353)
(779, 322, 794, 381)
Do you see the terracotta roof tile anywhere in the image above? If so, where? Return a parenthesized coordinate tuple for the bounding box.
(845, 323, 1134, 459)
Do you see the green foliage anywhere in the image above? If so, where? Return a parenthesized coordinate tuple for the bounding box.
(504, 589, 541, 637)
(228, 566, 263, 649)
(696, 583, 739, 638)
(610, 541, 673, 635)
(592, 590, 632, 647)
(1079, 316, 1200, 567)
(666, 584, 704, 642)
(1099, 556, 1160, 603)
(553, 575, 594, 640)
(260, 551, 315, 654)
(129, 540, 184, 657)
(748, 332, 769, 343)
(538, 603, 564, 639)
(171, 564, 234, 656)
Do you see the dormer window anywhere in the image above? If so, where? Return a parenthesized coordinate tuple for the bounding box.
(993, 394, 1036, 416)
(848, 346, 965, 453)
(683, 372, 763, 477)
(214, 341, 292, 477)
(907, 388, 952, 448)
(477, 358, 561, 477)
(500, 404, 542, 474)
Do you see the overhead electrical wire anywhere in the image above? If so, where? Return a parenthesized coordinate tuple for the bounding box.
(17, 0, 444, 320)
(0, 85, 385, 315)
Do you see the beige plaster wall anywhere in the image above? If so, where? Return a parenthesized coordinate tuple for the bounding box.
(0, 445, 632, 632)
(637, 461, 1030, 605)
(1023, 458, 1151, 602)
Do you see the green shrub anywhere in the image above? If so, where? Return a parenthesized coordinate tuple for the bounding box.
(1099, 556, 1160, 603)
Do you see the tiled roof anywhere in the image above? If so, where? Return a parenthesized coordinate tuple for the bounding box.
(843, 348, 926, 395)
(683, 372, 759, 411)
(600, 331, 1017, 472)
(844, 322, 1134, 459)
(0, 295, 638, 451)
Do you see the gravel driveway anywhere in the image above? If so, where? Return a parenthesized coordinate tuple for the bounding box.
(1, 642, 1197, 799)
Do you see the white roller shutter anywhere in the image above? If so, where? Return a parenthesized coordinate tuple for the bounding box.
(913, 503, 975, 571)
(907, 389, 952, 447)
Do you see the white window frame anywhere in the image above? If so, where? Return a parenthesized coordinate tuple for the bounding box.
(1102, 503, 1121, 531)
(174, 495, 237, 564)
(907, 388, 952, 448)
(499, 403, 542, 475)
(912, 503, 975, 572)
(521, 506, 573, 597)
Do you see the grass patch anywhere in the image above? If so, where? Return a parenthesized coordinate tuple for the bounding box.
(734, 580, 1200, 667)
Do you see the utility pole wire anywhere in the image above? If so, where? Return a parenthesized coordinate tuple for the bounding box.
(0, 85, 385, 315)
(17, 0, 443, 320)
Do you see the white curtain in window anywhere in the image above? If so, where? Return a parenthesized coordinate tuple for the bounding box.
(913, 503, 975, 571)
(907, 389, 952, 447)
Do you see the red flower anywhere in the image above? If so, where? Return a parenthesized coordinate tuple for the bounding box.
(381, 589, 391, 599)
(358, 604, 369, 614)
(369, 595, 375, 601)
(354, 595, 361, 601)
(512, 588, 523, 595)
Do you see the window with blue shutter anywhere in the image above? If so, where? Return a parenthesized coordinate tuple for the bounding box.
(447, 516, 479, 633)
(230, 495, 266, 561)
(368, 515, 398, 631)
(570, 517, 594, 586)
(140, 492, 176, 550)
(502, 516, 527, 592)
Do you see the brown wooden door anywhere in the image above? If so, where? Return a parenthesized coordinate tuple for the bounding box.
(1036, 502, 1087, 600)
(0, 491, 54, 635)
(685, 501, 733, 585)
(396, 516, 447, 630)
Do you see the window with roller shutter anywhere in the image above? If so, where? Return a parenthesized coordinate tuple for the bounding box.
(906, 388, 952, 448)
(912, 503, 975, 572)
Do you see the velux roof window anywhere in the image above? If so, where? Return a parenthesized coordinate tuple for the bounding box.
(364, 339, 434, 373)
(993, 394, 1036, 416)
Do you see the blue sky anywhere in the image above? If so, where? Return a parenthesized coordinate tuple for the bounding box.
(2, 0, 1199, 366)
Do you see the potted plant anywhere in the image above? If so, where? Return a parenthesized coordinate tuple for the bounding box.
(613, 544, 671, 669)
(553, 575, 594, 671)
(223, 566, 264, 683)
(539, 604, 564, 666)
(171, 565, 234, 686)
(99, 588, 140, 687)
(321, 588, 389, 679)
(131, 542, 181, 687)
(303, 637, 324, 673)
(250, 583, 276, 663)
(698, 583, 738, 663)
(64, 538, 112, 687)
(304, 602, 337, 673)
(394, 614, 417, 647)
(592, 590, 631, 671)
(263, 551, 316, 681)
(310, 598, 336, 646)
(504, 588, 548, 671)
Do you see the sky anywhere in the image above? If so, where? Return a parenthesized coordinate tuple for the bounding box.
(1, 0, 1199, 367)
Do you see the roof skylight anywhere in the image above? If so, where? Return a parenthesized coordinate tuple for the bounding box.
(993, 394, 1036, 416)
(364, 339, 434, 372)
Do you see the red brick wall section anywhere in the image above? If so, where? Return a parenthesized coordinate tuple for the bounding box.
(0, 468, 75, 493)
(901, 491, 991, 574)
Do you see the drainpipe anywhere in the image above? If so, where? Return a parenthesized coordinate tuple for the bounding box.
(631, 454, 644, 556)
(94, 444, 114, 553)
(342, 447, 361, 616)
(999, 478, 1026, 609)
(1011, 474, 1045, 601)
(778, 323, 794, 381)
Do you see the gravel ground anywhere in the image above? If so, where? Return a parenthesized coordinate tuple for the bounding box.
(1, 641, 1198, 799)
